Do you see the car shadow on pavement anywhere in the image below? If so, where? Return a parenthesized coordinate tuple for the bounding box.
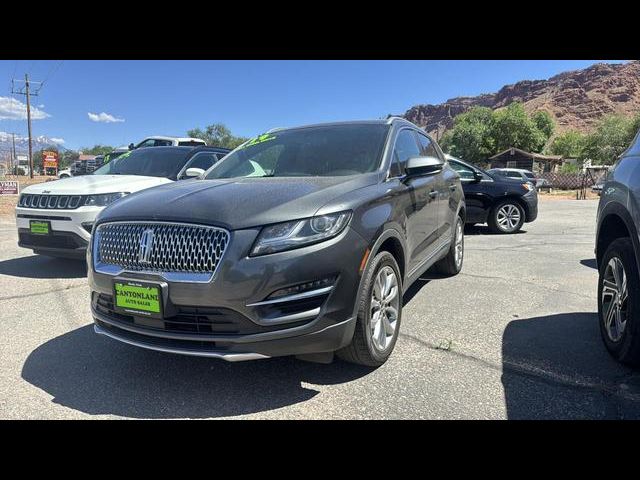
(0, 255, 87, 279)
(501, 312, 640, 419)
(580, 258, 598, 270)
(21, 324, 374, 419)
(464, 225, 527, 236)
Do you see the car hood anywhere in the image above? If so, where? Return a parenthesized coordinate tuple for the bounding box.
(97, 174, 380, 230)
(22, 175, 173, 195)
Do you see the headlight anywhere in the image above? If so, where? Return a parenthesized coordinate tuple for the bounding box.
(251, 211, 351, 256)
(84, 192, 128, 207)
(522, 183, 534, 192)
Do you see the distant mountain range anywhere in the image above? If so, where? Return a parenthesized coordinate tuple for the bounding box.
(0, 132, 65, 161)
(402, 60, 640, 138)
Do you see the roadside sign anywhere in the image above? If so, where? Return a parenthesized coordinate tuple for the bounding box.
(0, 180, 19, 195)
(43, 151, 59, 169)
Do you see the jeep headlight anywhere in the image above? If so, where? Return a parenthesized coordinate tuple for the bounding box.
(250, 211, 351, 256)
(84, 192, 128, 207)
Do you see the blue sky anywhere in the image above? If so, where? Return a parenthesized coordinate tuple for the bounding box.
(0, 60, 627, 150)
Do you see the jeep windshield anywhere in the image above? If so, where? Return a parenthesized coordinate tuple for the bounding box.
(204, 124, 390, 179)
(93, 148, 190, 179)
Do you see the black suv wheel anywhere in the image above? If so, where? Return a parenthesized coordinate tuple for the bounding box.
(488, 199, 525, 234)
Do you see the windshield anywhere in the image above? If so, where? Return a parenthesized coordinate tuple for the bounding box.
(204, 124, 390, 179)
(93, 148, 190, 178)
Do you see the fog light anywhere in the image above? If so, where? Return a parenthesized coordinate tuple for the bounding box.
(268, 276, 336, 300)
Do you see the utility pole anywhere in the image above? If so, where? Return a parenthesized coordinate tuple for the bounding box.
(11, 74, 43, 179)
(12, 133, 17, 174)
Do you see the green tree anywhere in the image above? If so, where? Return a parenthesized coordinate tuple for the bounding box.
(547, 130, 585, 158)
(491, 103, 549, 153)
(579, 114, 639, 165)
(187, 123, 248, 149)
(81, 144, 115, 156)
(532, 110, 555, 138)
(440, 106, 495, 164)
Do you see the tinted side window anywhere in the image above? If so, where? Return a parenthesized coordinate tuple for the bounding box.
(416, 133, 439, 158)
(449, 160, 476, 181)
(185, 152, 218, 171)
(390, 129, 421, 177)
(155, 139, 173, 147)
(137, 139, 156, 148)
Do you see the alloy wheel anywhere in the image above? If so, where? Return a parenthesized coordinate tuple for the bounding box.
(370, 266, 399, 351)
(602, 256, 628, 342)
(497, 204, 521, 232)
(454, 219, 464, 269)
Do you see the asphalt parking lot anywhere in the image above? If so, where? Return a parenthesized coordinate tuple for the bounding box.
(2, 199, 640, 419)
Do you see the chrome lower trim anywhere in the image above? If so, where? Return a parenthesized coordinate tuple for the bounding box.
(260, 307, 321, 325)
(246, 286, 334, 307)
(94, 324, 269, 361)
(407, 234, 452, 278)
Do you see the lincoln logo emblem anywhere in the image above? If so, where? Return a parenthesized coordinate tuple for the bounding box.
(138, 229, 155, 264)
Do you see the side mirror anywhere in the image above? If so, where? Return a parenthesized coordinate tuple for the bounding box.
(473, 171, 483, 183)
(405, 156, 444, 177)
(128, 143, 135, 150)
(182, 167, 205, 179)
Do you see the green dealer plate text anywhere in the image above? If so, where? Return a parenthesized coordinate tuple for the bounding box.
(30, 221, 50, 235)
(114, 282, 161, 316)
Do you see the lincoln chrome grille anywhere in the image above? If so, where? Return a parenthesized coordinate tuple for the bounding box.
(95, 222, 229, 277)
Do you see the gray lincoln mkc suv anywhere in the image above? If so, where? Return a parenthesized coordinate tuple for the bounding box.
(88, 118, 465, 366)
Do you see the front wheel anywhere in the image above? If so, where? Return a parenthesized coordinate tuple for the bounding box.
(337, 251, 402, 367)
(488, 200, 525, 234)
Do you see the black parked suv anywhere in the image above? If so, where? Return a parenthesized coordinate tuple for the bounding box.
(446, 155, 538, 233)
(595, 129, 640, 365)
(88, 119, 465, 366)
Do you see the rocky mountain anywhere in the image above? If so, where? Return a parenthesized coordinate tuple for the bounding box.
(403, 60, 640, 138)
(0, 131, 65, 162)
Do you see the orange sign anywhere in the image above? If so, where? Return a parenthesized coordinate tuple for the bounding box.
(43, 150, 58, 169)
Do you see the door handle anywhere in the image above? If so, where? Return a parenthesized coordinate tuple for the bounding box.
(429, 190, 438, 198)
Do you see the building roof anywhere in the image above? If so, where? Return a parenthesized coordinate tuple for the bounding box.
(489, 147, 562, 162)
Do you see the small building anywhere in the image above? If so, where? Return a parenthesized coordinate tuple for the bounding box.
(489, 147, 563, 174)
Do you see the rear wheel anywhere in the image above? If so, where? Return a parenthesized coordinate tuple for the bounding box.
(432, 215, 464, 275)
(337, 251, 402, 367)
(598, 238, 640, 366)
(488, 200, 525, 234)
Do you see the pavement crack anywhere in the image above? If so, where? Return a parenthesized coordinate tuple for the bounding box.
(0, 283, 86, 302)
(399, 333, 640, 405)
(459, 272, 593, 300)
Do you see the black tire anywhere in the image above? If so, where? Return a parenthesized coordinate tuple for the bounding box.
(432, 215, 464, 276)
(598, 237, 640, 366)
(488, 199, 525, 234)
(337, 251, 402, 367)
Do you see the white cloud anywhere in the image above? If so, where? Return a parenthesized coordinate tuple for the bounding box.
(49, 137, 65, 144)
(0, 96, 51, 120)
(88, 111, 124, 123)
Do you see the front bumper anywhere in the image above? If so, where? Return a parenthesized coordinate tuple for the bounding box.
(16, 205, 104, 256)
(522, 190, 538, 223)
(88, 226, 368, 360)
